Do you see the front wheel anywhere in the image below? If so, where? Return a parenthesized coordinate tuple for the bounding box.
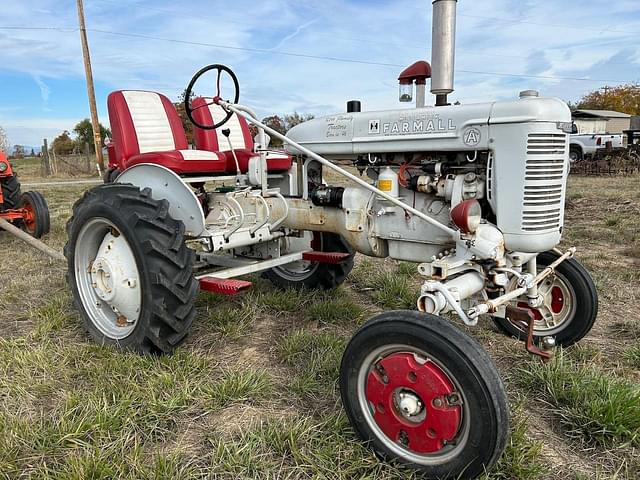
(340, 311, 509, 479)
(19, 191, 50, 238)
(492, 251, 598, 346)
(65, 184, 199, 354)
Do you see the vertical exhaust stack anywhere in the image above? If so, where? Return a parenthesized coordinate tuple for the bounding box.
(431, 0, 457, 106)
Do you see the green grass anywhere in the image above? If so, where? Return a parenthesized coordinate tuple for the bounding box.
(201, 302, 257, 339)
(350, 260, 416, 309)
(305, 295, 366, 325)
(481, 407, 545, 480)
(277, 330, 345, 398)
(623, 344, 640, 369)
(2, 174, 640, 476)
(517, 353, 640, 447)
(201, 369, 273, 410)
(206, 413, 416, 479)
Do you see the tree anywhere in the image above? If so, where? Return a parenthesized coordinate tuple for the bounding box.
(52, 130, 76, 155)
(575, 83, 640, 115)
(175, 90, 194, 145)
(12, 145, 25, 159)
(0, 126, 8, 154)
(259, 113, 314, 147)
(73, 119, 111, 153)
(284, 112, 314, 130)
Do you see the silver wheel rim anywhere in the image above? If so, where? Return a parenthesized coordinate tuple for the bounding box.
(272, 231, 320, 281)
(511, 270, 576, 335)
(356, 344, 470, 465)
(74, 217, 142, 340)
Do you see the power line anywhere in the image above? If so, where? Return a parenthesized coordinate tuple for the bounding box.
(0, 25, 635, 84)
(86, 28, 637, 84)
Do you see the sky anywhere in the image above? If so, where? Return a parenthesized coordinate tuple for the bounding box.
(0, 0, 639, 148)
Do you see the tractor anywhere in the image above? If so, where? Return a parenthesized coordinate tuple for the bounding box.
(0, 151, 50, 239)
(64, 1, 597, 478)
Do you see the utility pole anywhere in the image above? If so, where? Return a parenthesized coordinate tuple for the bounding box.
(76, 0, 104, 170)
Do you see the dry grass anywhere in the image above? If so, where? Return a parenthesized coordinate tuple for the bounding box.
(1, 164, 639, 479)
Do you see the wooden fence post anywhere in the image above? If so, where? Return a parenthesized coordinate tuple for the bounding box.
(42, 139, 51, 177)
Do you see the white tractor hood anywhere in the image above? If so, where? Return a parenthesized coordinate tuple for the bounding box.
(285, 96, 571, 159)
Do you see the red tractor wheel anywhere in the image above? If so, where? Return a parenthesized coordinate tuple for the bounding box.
(340, 311, 509, 479)
(19, 191, 50, 238)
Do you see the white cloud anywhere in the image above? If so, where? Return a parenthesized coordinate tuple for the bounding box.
(32, 75, 51, 109)
(0, 0, 638, 145)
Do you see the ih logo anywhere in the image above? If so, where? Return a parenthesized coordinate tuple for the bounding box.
(368, 119, 380, 134)
(463, 127, 481, 146)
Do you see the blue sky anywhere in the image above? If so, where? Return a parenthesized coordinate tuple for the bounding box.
(0, 0, 639, 147)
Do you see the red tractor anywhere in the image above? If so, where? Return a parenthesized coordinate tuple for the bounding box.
(0, 151, 50, 238)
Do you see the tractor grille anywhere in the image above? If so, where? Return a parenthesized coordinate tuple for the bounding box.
(522, 133, 567, 232)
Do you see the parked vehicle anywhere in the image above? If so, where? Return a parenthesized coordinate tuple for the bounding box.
(570, 127, 626, 161)
(0, 152, 50, 238)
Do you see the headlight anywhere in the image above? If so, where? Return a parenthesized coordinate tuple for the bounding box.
(451, 199, 482, 234)
(0, 161, 8, 173)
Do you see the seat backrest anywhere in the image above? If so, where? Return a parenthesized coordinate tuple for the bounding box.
(191, 97, 254, 152)
(107, 90, 188, 165)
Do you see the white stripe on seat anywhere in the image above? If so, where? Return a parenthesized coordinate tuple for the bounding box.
(207, 104, 248, 151)
(179, 150, 224, 161)
(123, 91, 176, 153)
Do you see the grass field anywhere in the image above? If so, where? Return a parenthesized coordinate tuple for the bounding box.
(0, 165, 639, 479)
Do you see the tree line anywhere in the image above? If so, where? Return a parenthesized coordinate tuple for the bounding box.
(51, 119, 111, 156)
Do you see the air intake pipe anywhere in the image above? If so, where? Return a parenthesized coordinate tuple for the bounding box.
(431, 0, 457, 106)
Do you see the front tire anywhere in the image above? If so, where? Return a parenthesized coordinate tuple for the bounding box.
(340, 311, 509, 479)
(65, 184, 199, 354)
(492, 251, 598, 346)
(263, 231, 354, 290)
(19, 191, 50, 238)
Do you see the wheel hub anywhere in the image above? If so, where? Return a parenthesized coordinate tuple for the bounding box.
(396, 390, 424, 419)
(86, 230, 141, 326)
(517, 274, 572, 331)
(366, 352, 462, 454)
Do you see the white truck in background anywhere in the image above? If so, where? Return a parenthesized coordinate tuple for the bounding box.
(569, 124, 626, 161)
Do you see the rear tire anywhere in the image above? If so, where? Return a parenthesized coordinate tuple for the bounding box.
(492, 251, 598, 346)
(65, 183, 199, 354)
(263, 231, 354, 290)
(340, 311, 509, 479)
(0, 174, 21, 210)
(19, 191, 50, 238)
(569, 146, 583, 162)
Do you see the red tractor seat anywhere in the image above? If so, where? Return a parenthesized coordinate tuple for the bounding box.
(107, 90, 227, 175)
(191, 97, 292, 173)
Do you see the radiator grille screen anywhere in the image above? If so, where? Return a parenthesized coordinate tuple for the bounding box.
(522, 133, 567, 232)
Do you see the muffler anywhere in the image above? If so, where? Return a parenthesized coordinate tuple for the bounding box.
(431, 0, 457, 106)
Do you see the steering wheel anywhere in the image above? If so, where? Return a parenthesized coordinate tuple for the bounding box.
(184, 64, 240, 130)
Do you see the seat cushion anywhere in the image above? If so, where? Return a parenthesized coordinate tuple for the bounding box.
(125, 149, 227, 174)
(223, 149, 293, 173)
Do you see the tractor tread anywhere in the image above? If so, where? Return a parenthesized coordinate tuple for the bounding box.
(65, 183, 199, 354)
(0, 173, 21, 211)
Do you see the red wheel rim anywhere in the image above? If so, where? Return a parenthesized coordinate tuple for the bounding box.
(550, 286, 564, 314)
(22, 202, 36, 233)
(366, 352, 462, 454)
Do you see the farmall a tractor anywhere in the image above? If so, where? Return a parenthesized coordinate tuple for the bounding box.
(65, 1, 597, 478)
